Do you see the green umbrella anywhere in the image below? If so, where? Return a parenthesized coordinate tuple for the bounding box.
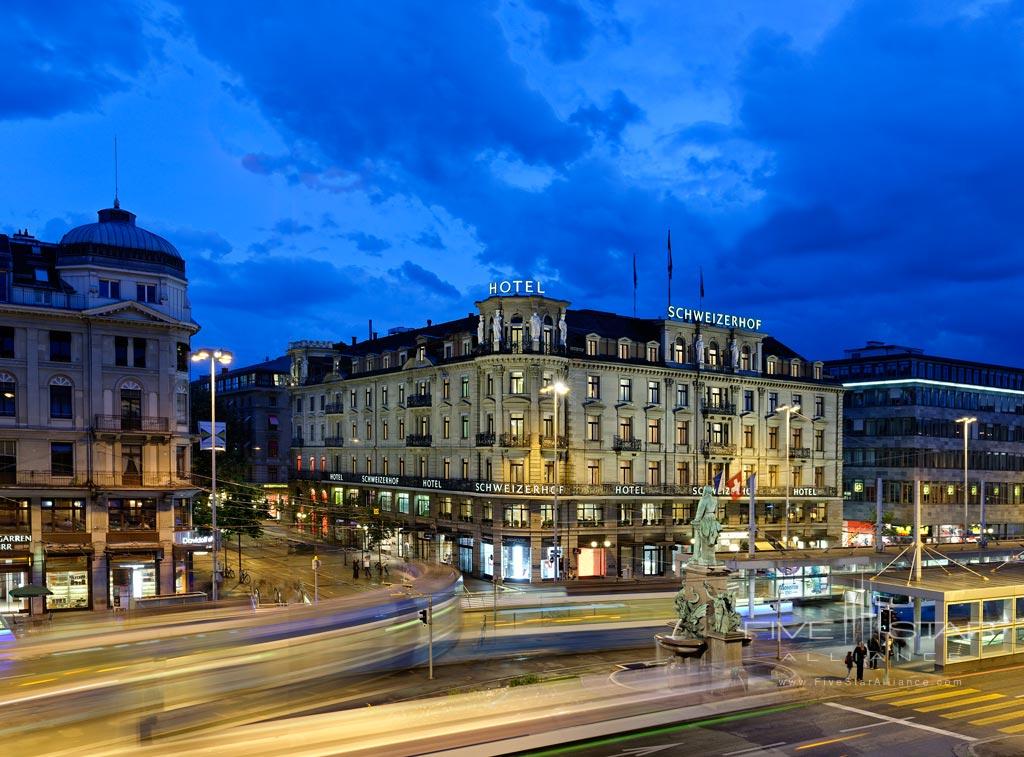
(9, 584, 53, 598)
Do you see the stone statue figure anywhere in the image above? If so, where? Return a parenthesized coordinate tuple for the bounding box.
(492, 310, 503, 348)
(558, 310, 567, 346)
(530, 311, 542, 347)
(477, 315, 485, 345)
(730, 339, 739, 370)
(705, 581, 742, 634)
(688, 485, 722, 566)
(695, 332, 705, 369)
(672, 584, 707, 639)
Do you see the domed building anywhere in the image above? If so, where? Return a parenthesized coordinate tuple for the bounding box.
(0, 201, 201, 615)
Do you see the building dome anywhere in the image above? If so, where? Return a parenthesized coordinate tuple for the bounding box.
(59, 203, 185, 275)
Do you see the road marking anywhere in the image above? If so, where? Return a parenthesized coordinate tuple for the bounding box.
(886, 688, 979, 706)
(840, 718, 913, 733)
(867, 685, 952, 701)
(943, 700, 1019, 719)
(18, 677, 57, 687)
(969, 710, 1024, 726)
(915, 693, 1004, 712)
(722, 742, 786, 755)
(794, 733, 866, 750)
(823, 702, 976, 742)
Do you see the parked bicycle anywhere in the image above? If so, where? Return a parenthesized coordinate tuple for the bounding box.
(239, 569, 251, 585)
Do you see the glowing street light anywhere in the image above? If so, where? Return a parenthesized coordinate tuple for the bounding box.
(540, 380, 569, 580)
(192, 347, 233, 601)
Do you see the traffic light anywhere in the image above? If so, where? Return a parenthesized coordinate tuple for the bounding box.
(880, 608, 892, 633)
(419, 609, 429, 625)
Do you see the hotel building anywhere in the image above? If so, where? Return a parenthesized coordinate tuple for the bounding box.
(827, 342, 1024, 543)
(0, 203, 199, 613)
(289, 287, 844, 583)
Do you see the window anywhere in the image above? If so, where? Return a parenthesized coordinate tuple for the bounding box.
(587, 459, 600, 484)
(49, 376, 73, 419)
(461, 376, 470, 398)
(295, 397, 302, 414)
(99, 279, 121, 299)
(675, 462, 690, 485)
(646, 344, 658, 362)
(509, 461, 525, 483)
(814, 428, 825, 452)
(675, 384, 688, 407)
(647, 381, 660, 404)
(350, 390, 357, 409)
(673, 338, 685, 363)
(618, 378, 632, 403)
(743, 390, 754, 412)
(618, 416, 633, 439)
(647, 461, 661, 485)
(115, 336, 130, 367)
(461, 458, 469, 478)
(461, 415, 469, 439)
(768, 392, 778, 413)
(398, 384, 406, 403)
(442, 379, 450, 400)
(50, 331, 72, 362)
(792, 393, 803, 410)
(587, 415, 601, 441)
(618, 342, 630, 359)
(41, 498, 85, 532)
(675, 420, 689, 446)
(743, 425, 754, 449)
(0, 372, 15, 416)
(122, 443, 143, 485)
(416, 495, 430, 516)
(619, 503, 633, 525)
(509, 371, 525, 394)
(767, 464, 779, 487)
(132, 338, 146, 368)
(642, 502, 660, 524)
(618, 460, 633, 484)
(768, 427, 778, 450)
(485, 374, 493, 395)
(136, 283, 157, 303)
(443, 458, 451, 478)
(577, 503, 603, 525)
(0, 441, 15, 485)
(0, 495, 27, 527)
(51, 442, 74, 477)
(108, 498, 156, 530)
(176, 342, 189, 372)
(504, 503, 528, 527)
(0, 326, 13, 358)
(647, 418, 661, 444)
(365, 388, 372, 408)
(586, 338, 598, 356)
(443, 416, 450, 439)
(380, 386, 388, 406)
(814, 395, 825, 417)
(587, 375, 600, 399)
(740, 345, 751, 371)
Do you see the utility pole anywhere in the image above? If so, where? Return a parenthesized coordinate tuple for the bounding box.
(312, 554, 321, 603)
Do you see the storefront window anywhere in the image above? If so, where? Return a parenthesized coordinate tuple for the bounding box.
(108, 498, 157, 530)
(541, 543, 562, 579)
(46, 555, 90, 610)
(109, 557, 158, 606)
(981, 627, 1012, 656)
(577, 547, 607, 578)
(641, 502, 660, 525)
(415, 495, 430, 517)
(947, 630, 978, 660)
(983, 598, 1011, 625)
(397, 493, 410, 514)
(947, 601, 977, 629)
(379, 491, 393, 511)
(0, 568, 28, 613)
(642, 545, 660, 576)
(502, 539, 531, 581)
(480, 541, 494, 577)
(458, 537, 473, 573)
(173, 499, 191, 530)
(41, 498, 85, 532)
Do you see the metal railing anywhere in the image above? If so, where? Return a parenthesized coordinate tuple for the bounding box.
(789, 447, 811, 458)
(324, 403, 344, 414)
(612, 436, 642, 452)
(0, 470, 194, 488)
(701, 442, 737, 456)
(406, 434, 433, 447)
(406, 394, 432, 408)
(94, 415, 170, 432)
(475, 432, 496, 447)
(701, 400, 737, 416)
(323, 436, 345, 447)
(539, 435, 568, 449)
(499, 433, 531, 448)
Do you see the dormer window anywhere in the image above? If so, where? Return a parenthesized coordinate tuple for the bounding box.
(708, 341, 720, 367)
(673, 337, 685, 363)
(740, 345, 751, 371)
(790, 359, 802, 378)
(417, 345, 426, 361)
(382, 354, 391, 369)
(646, 343, 659, 362)
(618, 341, 630, 360)
(586, 337, 598, 356)
(399, 351, 407, 364)
(767, 357, 778, 375)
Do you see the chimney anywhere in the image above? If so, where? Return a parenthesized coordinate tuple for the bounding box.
(369, 319, 373, 341)
(351, 336, 357, 346)
(372, 332, 378, 340)
(427, 319, 432, 327)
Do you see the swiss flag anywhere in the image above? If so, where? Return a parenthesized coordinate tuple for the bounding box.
(726, 470, 744, 501)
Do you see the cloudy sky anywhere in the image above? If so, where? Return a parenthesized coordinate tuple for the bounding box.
(3, 1, 1021, 367)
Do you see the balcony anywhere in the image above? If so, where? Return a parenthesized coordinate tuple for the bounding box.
(701, 400, 736, 416)
(94, 415, 170, 433)
(323, 436, 345, 447)
(324, 403, 344, 414)
(475, 432, 496, 447)
(499, 433, 531, 448)
(612, 436, 642, 452)
(290, 438, 305, 447)
(539, 435, 568, 449)
(701, 442, 737, 456)
(406, 434, 433, 447)
(789, 447, 811, 459)
(407, 393, 432, 408)
(0, 471, 194, 489)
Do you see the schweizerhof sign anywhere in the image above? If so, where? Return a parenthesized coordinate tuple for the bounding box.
(667, 306, 762, 331)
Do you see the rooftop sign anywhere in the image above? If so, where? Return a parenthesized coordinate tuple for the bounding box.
(488, 280, 546, 296)
(668, 306, 762, 331)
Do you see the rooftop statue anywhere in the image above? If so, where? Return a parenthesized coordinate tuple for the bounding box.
(688, 485, 722, 567)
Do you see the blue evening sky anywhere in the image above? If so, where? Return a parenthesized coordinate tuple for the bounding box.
(3, 1, 1021, 367)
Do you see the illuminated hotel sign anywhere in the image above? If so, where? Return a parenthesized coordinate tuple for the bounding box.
(0, 534, 30, 551)
(667, 306, 762, 331)
(488, 280, 546, 296)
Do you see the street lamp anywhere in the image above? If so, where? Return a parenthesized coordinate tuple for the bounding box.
(192, 347, 233, 601)
(777, 404, 801, 548)
(540, 379, 569, 580)
(956, 416, 977, 543)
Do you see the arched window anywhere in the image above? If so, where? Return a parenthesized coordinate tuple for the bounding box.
(49, 375, 73, 419)
(673, 337, 685, 363)
(708, 341, 720, 367)
(740, 345, 751, 371)
(790, 360, 802, 378)
(0, 371, 16, 416)
(120, 380, 143, 430)
(509, 314, 524, 352)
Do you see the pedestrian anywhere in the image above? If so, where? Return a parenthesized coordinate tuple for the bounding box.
(352, 560, 360, 580)
(362, 555, 371, 577)
(843, 649, 854, 681)
(868, 633, 881, 670)
(853, 639, 867, 681)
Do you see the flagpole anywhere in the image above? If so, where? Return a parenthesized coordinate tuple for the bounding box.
(667, 229, 672, 318)
(633, 252, 637, 318)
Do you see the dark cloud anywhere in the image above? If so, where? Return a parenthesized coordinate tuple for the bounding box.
(272, 218, 312, 235)
(388, 261, 461, 300)
(154, 226, 233, 258)
(346, 232, 391, 254)
(524, 0, 596, 63)
(414, 231, 445, 250)
(0, 1, 157, 120)
(569, 89, 644, 144)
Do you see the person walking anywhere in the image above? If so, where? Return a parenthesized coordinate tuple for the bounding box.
(352, 560, 360, 580)
(868, 633, 881, 670)
(843, 649, 854, 681)
(853, 639, 867, 681)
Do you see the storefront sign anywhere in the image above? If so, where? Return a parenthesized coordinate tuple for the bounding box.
(488, 280, 546, 296)
(173, 530, 215, 548)
(0, 534, 30, 551)
(667, 306, 761, 331)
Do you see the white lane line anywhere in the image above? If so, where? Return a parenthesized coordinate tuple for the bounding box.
(722, 742, 786, 755)
(824, 702, 975, 742)
(841, 716, 915, 733)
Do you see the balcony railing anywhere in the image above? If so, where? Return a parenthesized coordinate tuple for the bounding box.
(701, 442, 737, 456)
(0, 470, 194, 488)
(539, 435, 568, 449)
(290, 438, 305, 447)
(612, 436, 642, 452)
(789, 447, 811, 459)
(324, 403, 344, 414)
(407, 393, 432, 408)
(94, 415, 170, 432)
(475, 432, 496, 447)
(323, 436, 345, 447)
(701, 400, 736, 416)
(499, 433, 531, 448)
(406, 434, 433, 447)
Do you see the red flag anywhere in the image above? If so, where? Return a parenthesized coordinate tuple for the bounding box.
(726, 470, 744, 501)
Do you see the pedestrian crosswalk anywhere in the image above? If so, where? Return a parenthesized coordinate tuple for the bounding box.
(866, 683, 1024, 734)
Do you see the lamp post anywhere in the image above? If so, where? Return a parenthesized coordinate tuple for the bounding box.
(191, 347, 233, 601)
(956, 416, 977, 543)
(541, 380, 569, 580)
(778, 404, 800, 548)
